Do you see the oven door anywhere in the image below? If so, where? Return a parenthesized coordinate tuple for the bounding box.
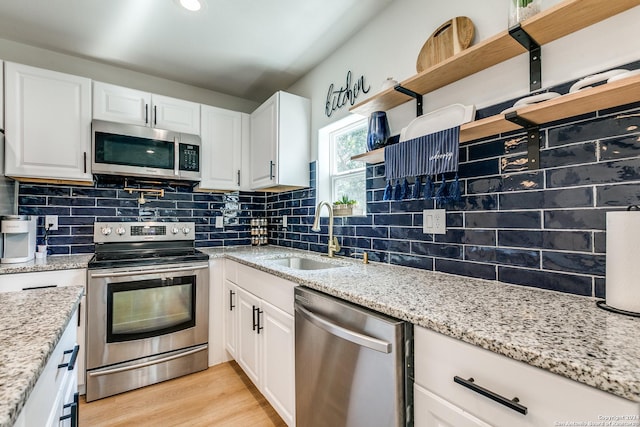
(87, 262, 209, 370)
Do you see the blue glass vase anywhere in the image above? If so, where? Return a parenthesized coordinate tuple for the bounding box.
(367, 111, 390, 151)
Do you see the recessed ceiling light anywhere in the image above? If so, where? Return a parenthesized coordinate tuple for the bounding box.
(179, 0, 202, 12)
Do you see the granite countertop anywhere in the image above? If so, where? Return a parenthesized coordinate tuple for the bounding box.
(0, 286, 84, 427)
(202, 246, 640, 403)
(0, 254, 93, 275)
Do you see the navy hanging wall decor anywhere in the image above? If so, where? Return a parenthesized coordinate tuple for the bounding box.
(384, 126, 461, 202)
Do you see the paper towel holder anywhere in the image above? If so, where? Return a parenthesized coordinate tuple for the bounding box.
(596, 300, 640, 318)
(597, 204, 640, 317)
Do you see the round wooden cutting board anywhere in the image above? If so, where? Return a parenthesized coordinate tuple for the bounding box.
(416, 16, 474, 73)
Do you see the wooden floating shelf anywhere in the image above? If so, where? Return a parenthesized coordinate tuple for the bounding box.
(351, 74, 640, 164)
(349, 0, 640, 117)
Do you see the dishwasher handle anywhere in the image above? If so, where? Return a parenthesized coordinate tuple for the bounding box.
(295, 304, 392, 353)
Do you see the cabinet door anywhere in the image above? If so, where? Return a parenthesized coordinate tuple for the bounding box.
(92, 81, 150, 126)
(414, 384, 492, 427)
(198, 105, 242, 191)
(5, 62, 92, 182)
(261, 300, 295, 426)
(250, 92, 278, 189)
(236, 286, 262, 386)
(223, 279, 239, 358)
(152, 94, 200, 135)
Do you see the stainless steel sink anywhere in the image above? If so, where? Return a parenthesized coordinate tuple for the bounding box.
(270, 257, 342, 270)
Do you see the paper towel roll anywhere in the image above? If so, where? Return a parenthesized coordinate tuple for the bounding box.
(606, 211, 640, 313)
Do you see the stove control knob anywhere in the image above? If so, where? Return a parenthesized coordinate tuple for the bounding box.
(182, 226, 191, 235)
(101, 226, 112, 236)
(171, 227, 180, 235)
(116, 227, 126, 236)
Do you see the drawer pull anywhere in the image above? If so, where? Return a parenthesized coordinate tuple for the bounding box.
(58, 345, 80, 371)
(453, 376, 528, 415)
(60, 392, 79, 427)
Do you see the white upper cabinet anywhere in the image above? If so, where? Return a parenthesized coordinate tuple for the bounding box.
(4, 62, 92, 182)
(250, 91, 310, 190)
(197, 105, 250, 191)
(93, 81, 201, 135)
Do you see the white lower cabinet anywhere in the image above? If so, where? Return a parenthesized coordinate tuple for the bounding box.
(237, 286, 262, 385)
(224, 260, 296, 426)
(14, 307, 79, 427)
(0, 269, 87, 394)
(414, 326, 639, 427)
(223, 279, 239, 358)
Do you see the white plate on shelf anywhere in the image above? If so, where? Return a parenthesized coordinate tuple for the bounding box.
(399, 103, 475, 141)
(500, 92, 561, 114)
(607, 69, 640, 83)
(569, 69, 628, 93)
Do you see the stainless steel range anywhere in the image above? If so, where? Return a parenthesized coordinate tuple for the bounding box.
(86, 221, 209, 402)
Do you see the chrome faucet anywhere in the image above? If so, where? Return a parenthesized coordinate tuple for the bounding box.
(311, 201, 341, 258)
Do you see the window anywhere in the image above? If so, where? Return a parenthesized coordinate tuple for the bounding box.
(318, 115, 367, 213)
(330, 119, 367, 207)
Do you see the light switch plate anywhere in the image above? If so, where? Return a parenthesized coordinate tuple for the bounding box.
(423, 209, 446, 234)
(45, 215, 58, 231)
(282, 215, 288, 228)
(215, 216, 224, 228)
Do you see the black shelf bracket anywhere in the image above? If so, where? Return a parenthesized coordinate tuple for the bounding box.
(505, 111, 541, 169)
(394, 85, 424, 116)
(508, 24, 541, 92)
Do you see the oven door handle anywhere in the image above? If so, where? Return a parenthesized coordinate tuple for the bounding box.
(90, 264, 208, 278)
(87, 344, 208, 377)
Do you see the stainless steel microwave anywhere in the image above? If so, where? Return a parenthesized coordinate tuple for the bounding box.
(91, 120, 201, 181)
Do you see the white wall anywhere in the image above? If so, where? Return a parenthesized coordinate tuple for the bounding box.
(288, 0, 640, 160)
(0, 38, 259, 113)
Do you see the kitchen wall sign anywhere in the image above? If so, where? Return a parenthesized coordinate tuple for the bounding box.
(325, 70, 370, 117)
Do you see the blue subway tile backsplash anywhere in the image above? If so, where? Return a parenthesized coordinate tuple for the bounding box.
(262, 83, 640, 298)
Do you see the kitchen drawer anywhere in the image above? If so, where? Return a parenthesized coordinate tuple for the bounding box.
(414, 326, 638, 426)
(224, 258, 238, 284)
(235, 262, 296, 315)
(0, 268, 86, 292)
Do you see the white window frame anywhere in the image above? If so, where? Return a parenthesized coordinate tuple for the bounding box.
(317, 114, 367, 216)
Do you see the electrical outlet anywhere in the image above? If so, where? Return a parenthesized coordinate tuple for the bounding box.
(282, 215, 288, 228)
(45, 215, 58, 231)
(215, 216, 224, 228)
(423, 209, 446, 235)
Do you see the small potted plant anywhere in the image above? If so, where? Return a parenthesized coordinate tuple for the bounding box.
(333, 195, 362, 216)
(509, 0, 540, 27)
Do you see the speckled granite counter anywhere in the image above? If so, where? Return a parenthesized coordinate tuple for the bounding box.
(0, 286, 83, 427)
(0, 254, 92, 275)
(202, 246, 640, 403)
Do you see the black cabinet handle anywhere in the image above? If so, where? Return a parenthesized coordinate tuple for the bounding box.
(58, 345, 80, 371)
(453, 376, 528, 415)
(60, 392, 79, 427)
(269, 161, 274, 179)
(229, 290, 235, 311)
(256, 309, 264, 334)
(145, 104, 149, 124)
(83, 152, 87, 174)
(237, 170, 241, 186)
(252, 305, 257, 331)
(154, 105, 157, 126)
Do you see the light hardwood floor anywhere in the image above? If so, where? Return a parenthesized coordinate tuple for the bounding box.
(80, 361, 286, 427)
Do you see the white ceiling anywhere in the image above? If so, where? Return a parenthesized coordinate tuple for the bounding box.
(0, 0, 393, 102)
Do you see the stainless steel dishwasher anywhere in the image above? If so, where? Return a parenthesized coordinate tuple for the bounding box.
(295, 286, 413, 427)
